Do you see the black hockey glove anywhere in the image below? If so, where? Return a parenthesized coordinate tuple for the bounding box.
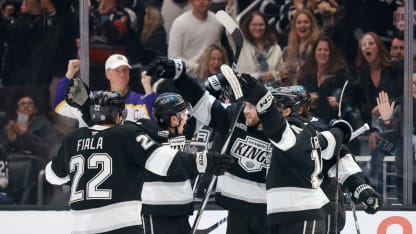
(353, 184, 383, 214)
(66, 77, 92, 109)
(204, 73, 227, 98)
(146, 56, 186, 80)
(238, 73, 273, 114)
(329, 119, 353, 144)
(66, 78, 94, 126)
(195, 151, 234, 176)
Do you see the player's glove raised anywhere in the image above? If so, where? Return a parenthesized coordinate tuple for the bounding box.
(353, 184, 383, 214)
(205, 73, 227, 98)
(329, 119, 353, 144)
(195, 151, 234, 176)
(238, 73, 273, 114)
(146, 56, 186, 80)
(66, 77, 92, 109)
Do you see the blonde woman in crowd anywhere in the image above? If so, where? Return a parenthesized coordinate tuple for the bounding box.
(195, 44, 229, 82)
(283, 9, 320, 85)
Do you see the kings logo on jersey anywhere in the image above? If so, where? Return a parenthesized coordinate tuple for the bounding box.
(230, 136, 271, 172)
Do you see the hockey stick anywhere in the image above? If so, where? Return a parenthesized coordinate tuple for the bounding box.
(216, 10, 244, 71)
(191, 65, 243, 234)
(191, 11, 244, 234)
(195, 216, 227, 234)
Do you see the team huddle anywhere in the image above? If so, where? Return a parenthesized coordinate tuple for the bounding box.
(45, 55, 382, 234)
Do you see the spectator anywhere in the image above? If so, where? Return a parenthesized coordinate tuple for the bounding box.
(296, 35, 352, 124)
(161, 0, 190, 42)
(0, 95, 60, 163)
(390, 30, 404, 61)
(195, 44, 229, 83)
(54, 55, 156, 127)
(168, 0, 223, 76)
(136, 6, 167, 66)
(283, 9, 320, 85)
(236, 11, 286, 88)
(89, 0, 137, 90)
(349, 32, 403, 193)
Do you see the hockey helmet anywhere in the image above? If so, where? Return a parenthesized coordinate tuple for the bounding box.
(152, 92, 191, 128)
(90, 91, 126, 124)
(270, 85, 311, 116)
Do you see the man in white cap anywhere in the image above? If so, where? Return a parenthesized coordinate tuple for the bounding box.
(53, 54, 156, 127)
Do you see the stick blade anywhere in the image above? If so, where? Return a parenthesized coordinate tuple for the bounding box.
(216, 10, 237, 34)
(220, 64, 243, 99)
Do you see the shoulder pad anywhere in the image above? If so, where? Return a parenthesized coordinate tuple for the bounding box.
(134, 119, 168, 143)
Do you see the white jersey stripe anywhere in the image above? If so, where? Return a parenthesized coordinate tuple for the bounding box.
(328, 154, 362, 184)
(71, 200, 142, 233)
(269, 121, 296, 151)
(216, 172, 266, 204)
(320, 131, 336, 160)
(267, 186, 329, 214)
(142, 180, 194, 205)
(145, 146, 178, 176)
(45, 162, 70, 185)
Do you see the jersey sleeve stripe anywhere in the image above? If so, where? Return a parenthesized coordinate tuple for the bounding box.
(145, 145, 178, 176)
(191, 91, 215, 126)
(320, 131, 336, 160)
(141, 180, 193, 205)
(327, 154, 362, 184)
(269, 122, 296, 151)
(45, 161, 70, 185)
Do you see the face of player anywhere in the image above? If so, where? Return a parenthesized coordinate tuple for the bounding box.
(360, 34, 379, 65)
(208, 49, 225, 75)
(315, 40, 330, 66)
(169, 108, 189, 135)
(243, 102, 260, 127)
(106, 65, 130, 95)
(295, 13, 312, 40)
(249, 15, 266, 40)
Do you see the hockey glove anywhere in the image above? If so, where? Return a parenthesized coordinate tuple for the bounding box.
(66, 78, 93, 126)
(205, 73, 227, 98)
(329, 119, 353, 144)
(66, 78, 92, 109)
(353, 184, 383, 214)
(238, 73, 273, 114)
(146, 56, 186, 80)
(195, 151, 234, 176)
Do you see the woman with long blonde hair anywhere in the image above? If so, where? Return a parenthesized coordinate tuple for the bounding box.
(195, 44, 229, 82)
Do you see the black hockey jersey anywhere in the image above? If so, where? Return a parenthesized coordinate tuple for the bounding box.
(173, 75, 270, 213)
(45, 120, 197, 233)
(0, 146, 8, 195)
(141, 126, 214, 216)
(259, 105, 350, 226)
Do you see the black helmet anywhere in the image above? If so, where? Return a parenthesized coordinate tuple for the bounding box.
(152, 92, 189, 128)
(90, 91, 126, 124)
(270, 85, 311, 116)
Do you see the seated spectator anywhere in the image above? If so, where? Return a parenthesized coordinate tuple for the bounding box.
(54, 55, 156, 127)
(390, 30, 404, 61)
(236, 11, 286, 88)
(195, 44, 229, 83)
(0, 95, 60, 163)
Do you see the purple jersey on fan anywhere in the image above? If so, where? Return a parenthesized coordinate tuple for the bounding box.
(53, 76, 156, 127)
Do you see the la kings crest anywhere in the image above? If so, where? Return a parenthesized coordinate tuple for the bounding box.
(230, 136, 271, 172)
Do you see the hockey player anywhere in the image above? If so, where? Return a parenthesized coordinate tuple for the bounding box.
(238, 74, 382, 234)
(147, 57, 271, 234)
(271, 86, 382, 233)
(45, 91, 233, 234)
(141, 92, 208, 234)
